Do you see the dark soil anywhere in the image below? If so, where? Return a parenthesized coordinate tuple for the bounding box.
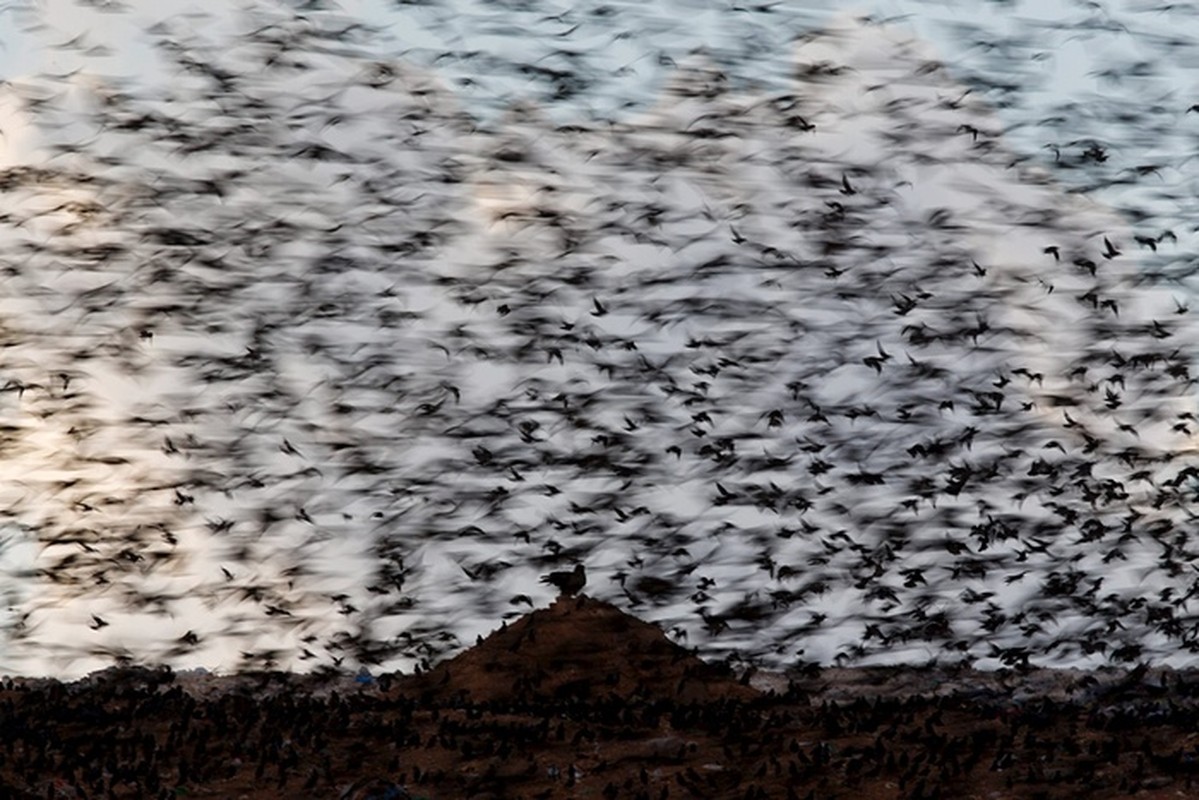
(2, 596, 1197, 799)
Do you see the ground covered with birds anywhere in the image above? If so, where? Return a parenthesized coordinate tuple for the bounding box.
(3, 4, 1199, 797)
(2, 597, 1198, 800)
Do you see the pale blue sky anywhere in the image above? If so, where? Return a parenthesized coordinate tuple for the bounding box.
(3, 2, 1198, 288)
(1, 0, 1181, 121)
(4, 1, 1195, 191)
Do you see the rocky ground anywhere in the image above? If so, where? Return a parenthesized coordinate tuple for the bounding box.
(3, 597, 1198, 799)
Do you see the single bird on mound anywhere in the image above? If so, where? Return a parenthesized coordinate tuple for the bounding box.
(541, 563, 586, 596)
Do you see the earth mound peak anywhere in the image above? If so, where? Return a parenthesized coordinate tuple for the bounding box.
(405, 595, 759, 705)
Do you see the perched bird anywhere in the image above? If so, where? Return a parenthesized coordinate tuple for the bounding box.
(541, 563, 587, 596)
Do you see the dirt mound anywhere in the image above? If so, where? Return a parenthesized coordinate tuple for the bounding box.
(404, 594, 758, 705)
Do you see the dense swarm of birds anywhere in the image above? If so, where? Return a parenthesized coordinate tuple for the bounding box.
(0, 4, 1197, 679)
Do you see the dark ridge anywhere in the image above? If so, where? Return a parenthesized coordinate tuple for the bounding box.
(0, 602, 1198, 798)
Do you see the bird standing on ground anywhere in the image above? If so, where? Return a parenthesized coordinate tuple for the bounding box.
(541, 563, 586, 596)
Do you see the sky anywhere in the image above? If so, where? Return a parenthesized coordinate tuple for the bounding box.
(0, 1, 1196, 678)
(0, 0, 1189, 118)
(4, 0, 1197, 242)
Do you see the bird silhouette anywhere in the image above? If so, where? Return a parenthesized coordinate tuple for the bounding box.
(540, 563, 586, 596)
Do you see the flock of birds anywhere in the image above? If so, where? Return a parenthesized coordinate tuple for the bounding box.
(0, 5, 1195, 679)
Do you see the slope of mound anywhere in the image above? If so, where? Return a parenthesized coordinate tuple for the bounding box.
(404, 594, 758, 705)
